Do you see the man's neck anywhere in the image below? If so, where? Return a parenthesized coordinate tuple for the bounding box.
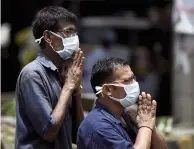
(99, 98, 124, 119)
(42, 48, 63, 70)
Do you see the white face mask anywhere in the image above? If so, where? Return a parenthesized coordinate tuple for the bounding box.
(35, 31, 79, 60)
(95, 82, 140, 108)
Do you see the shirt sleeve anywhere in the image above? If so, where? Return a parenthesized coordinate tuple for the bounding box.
(20, 71, 56, 137)
(86, 121, 134, 149)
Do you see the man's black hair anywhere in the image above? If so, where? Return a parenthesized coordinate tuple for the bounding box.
(32, 6, 77, 49)
(90, 57, 128, 95)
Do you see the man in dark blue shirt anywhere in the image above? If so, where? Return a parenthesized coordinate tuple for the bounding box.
(77, 58, 168, 149)
(15, 6, 84, 149)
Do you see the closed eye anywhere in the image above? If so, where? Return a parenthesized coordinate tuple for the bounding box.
(123, 75, 136, 84)
(123, 79, 131, 83)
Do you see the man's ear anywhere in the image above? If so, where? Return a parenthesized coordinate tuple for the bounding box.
(102, 84, 112, 96)
(43, 30, 52, 43)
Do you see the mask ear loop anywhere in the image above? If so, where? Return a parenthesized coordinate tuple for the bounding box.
(95, 84, 109, 97)
(95, 83, 119, 95)
(96, 84, 125, 99)
(49, 31, 63, 39)
(48, 31, 66, 52)
(95, 86, 102, 95)
(35, 36, 44, 44)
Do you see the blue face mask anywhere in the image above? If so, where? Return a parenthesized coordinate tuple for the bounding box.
(95, 82, 140, 108)
(35, 31, 79, 60)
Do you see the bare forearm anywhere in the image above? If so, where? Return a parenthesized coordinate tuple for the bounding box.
(151, 128, 168, 149)
(53, 86, 73, 126)
(133, 127, 152, 149)
(44, 86, 73, 141)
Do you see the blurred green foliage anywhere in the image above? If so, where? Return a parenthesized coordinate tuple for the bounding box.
(1, 93, 16, 117)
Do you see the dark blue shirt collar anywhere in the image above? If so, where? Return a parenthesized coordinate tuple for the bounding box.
(36, 52, 58, 72)
(95, 99, 121, 125)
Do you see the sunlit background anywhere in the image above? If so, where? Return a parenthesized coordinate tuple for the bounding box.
(1, 0, 194, 149)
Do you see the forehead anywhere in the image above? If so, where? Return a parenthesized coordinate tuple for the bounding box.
(113, 65, 133, 80)
(57, 19, 76, 30)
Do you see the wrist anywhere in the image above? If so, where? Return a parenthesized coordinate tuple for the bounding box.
(138, 126, 153, 132)
(138, 122, 155, 130)
(63, 84, 75, 92)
